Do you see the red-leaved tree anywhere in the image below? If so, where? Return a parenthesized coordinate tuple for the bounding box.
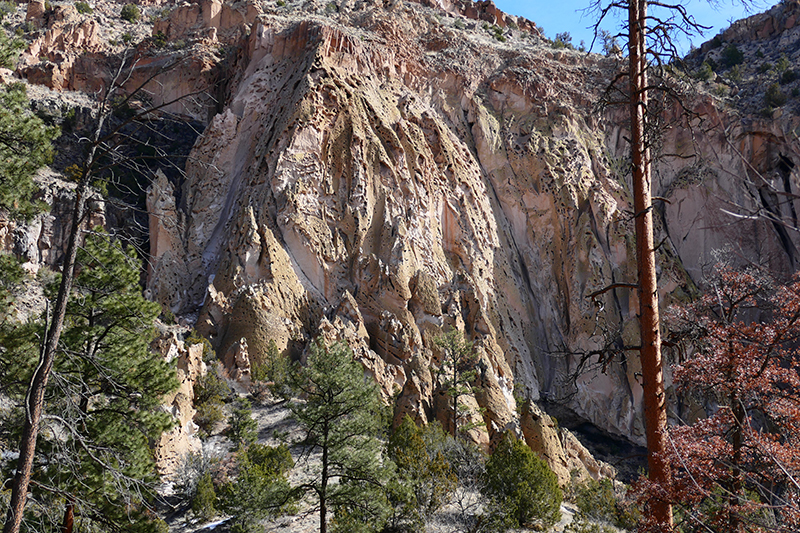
(648, 266, 800, 532)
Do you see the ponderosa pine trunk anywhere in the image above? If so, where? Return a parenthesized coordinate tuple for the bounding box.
(628, 0, 672, 528)
(60, 498, 74, 533)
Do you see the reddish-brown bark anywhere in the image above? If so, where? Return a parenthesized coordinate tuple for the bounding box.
(628, 0, 673, 528)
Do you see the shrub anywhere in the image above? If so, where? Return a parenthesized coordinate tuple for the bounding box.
(453, 18, 465, 30)
(570, 477, 639, 530)
(120, 3, 140, 23)
(0, 30, 24, 69)
(598, 29, 618, 56)
(153, 31, 167, 48)
(74, 1, 92, 14)
(695, 62, 714, 81)
(777, 54, 791, 74)
(388, 416, 457, 526)
(483, 432, 562, 529)
(121, 32, 133, 44)
(186, 330, 216, 361)
(0, 1, 15, 21)
(219, 444, 295, 533)
(760, 61, 773, 74)
(782, 68, 797, 84)
(228, 398, 258, 450)
(721, 44, 743, 68)
(765, 82, 787, 108)
(276, 0, 285, 5)
(192, 471, 218, 522)
(554, 31, 574, 50)
(484, 24, 505, 42)
(194, 362, 230, 434)
(728, 64, 742, 83)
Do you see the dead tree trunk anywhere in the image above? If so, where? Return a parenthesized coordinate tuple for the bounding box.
(3, 107, 106, 533)
(628, 0, 672, 528)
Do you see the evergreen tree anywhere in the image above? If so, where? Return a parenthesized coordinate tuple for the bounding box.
(219, 443, 295, 533)
(192, 471, 218, 522)
(289, 340, 390, 533)
(0, 82, 58, 219)
(434, 329, 481, 438)
(386, 415, 456, 529)
(483, 432, 562, 530)
(228, 398, 258, 451)
(0, 231, 178, 532)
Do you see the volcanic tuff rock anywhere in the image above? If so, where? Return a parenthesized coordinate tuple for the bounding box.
(138, 0, 800, 450)
(152, 329, 206, 479)
(10, 0, 800, 470)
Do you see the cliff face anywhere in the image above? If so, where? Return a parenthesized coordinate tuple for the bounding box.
(140, 0, 800, 445)
(15, 0, 800, 448)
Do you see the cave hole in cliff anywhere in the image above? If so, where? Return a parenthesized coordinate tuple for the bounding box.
(58, 110, 204, 268)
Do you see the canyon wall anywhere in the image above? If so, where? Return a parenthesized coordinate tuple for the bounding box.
(15, 0, 800, 448)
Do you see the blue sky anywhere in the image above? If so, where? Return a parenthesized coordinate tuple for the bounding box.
(493, 0, 776, 54)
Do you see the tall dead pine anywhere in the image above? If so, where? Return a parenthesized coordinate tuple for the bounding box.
(628, 0, 672, 528)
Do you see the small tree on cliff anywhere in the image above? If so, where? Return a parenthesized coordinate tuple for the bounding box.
(649, 265, 800, 532)
(435, 329, 481, 438)
(289, 340, 390, 533)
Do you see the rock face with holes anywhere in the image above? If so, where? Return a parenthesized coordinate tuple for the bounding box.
(139, 0, 800, 456)
(11, 0, 800, 474)
(152, 331, 206, 479)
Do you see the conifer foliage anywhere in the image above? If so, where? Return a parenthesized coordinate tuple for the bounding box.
(435, 329, 481, 438)
(386, 415, 457, 529)
(1, 232, 178, 532)
(289, 340, 389, 533)
(0, 82, 58, 220)
(483, 432, 562, 530)
(654, 266, 800, 532)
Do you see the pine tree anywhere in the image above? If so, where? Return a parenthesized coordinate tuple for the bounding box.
(289, 340, 390, 533)
(0, 82, 58, 220)
(1, 231, 178, 532)
(3, 51, 200, 533)
(386, 416, 457, 529)
(219, 443, 295, 533)
(228, 398, 258, 451)
(434, 329, 481, 438)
